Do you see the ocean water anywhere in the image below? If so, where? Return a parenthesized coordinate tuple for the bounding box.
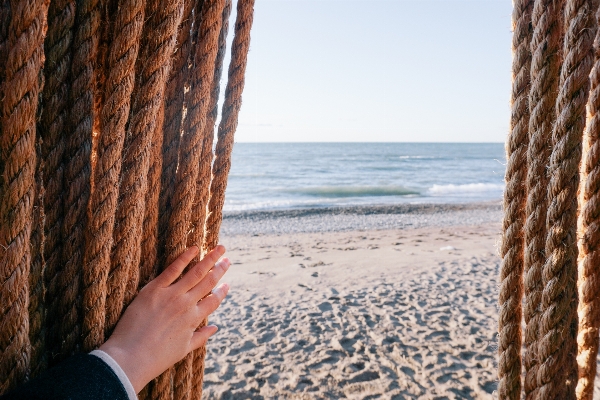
(223, 142, 505, 212)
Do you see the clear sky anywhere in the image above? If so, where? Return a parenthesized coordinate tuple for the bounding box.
(225, 0, 513, 143)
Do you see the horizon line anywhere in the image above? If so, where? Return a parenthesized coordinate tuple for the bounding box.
(233, 141, 505, 144)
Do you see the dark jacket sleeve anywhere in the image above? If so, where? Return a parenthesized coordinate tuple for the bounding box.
(1, 354, 129, 400)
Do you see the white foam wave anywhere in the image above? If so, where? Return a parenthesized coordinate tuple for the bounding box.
(428, 183, 504, 196)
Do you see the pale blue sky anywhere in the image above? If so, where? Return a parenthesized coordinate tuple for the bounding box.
(225, 0, 512, 142)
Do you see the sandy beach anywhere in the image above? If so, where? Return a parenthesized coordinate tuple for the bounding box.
(200, 202, 508, 399)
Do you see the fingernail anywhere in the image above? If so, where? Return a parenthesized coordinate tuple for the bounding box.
(221, 282, 230, 292)
(222, 258, 231, 270)
(191, 245, 200, 254)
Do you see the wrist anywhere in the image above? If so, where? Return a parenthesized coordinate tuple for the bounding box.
(99, 340, 148, 394)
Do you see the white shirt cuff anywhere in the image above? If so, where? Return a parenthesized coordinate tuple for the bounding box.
(90, 349, 138, 400)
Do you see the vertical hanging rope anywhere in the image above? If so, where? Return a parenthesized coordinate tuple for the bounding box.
(524, 0, 562, 397)
(166, 0, 224, 398)
(41, 0, 77, 365)
(193, 1, 254, 397)
(203, 0, 253, 264)
(0, 1, 8, 282)
(139, 102, 165, 290)
(82, 0, 146, 351)
(151, 0, 201, 396)
(187, 3, 231, 399)
(156, 0, 196, 267)
(0, 0, 49, 391)
(60, 0, 99, 361)
(105, 0, 184, 336)
(576, 8, 600, 399)
(538, 0, 597, 398)
(498, 1, 532, 398)
(187, 0, 231, 253)
(28, 149, 45, 378)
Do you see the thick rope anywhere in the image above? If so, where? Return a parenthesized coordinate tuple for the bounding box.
(60, 0, 100, 362)
(524, 0, 562, 397)
(105, 0, 184, 337)
(82, 0, 145, 351)
(40, 0, 77, 365)
(0, 0, 49, 390)
(538, 0, 597, 398)
(28, 144, 45, 378)
(498, 1, 532, 398)
(0, 0, 8, 285)
(187, 2, 232, 399)
(150, 3, 197, 399)
(138, 102, 165, 291)
(187, 0, 232, 254)
(167, 1, 225, 398)
(575, 7, 600, 399)
(193, 1, 254, 396)
(203, 0, 253, 267)
(156, 0, 197, 268)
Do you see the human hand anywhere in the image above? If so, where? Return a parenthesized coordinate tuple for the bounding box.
(99, 245, 230, 393)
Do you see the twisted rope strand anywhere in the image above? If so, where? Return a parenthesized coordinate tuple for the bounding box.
(187, 4, 231, 397)
(156, 0, 196, 266)
(187, 0, 231, 253)
(167, 1, 225, 398)
(524, 0, 563, 396)
(537, 1, 597, 398)
(61, 0, 101, 359)
(0, 0, 49, 390)
(151, 2, 197, 398)
(175, 4, 234, 399)
(498, 1, 533, 398)
(28, 141, 45, 378)
(105, 0, 184, 336)
(82, 0, 146, 351)
(40, 0, 77, 365)
(195, 1, 254, 396)
(575, 6, 600, 399)
(122, 0, 182, 306)
(138, 102, 165, 290)
(203, 0, 254, 256)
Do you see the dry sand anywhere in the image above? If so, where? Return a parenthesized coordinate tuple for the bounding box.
(201, 202, 596, 399)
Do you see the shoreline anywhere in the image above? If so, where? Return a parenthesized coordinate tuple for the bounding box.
(220, 200, 502, 236)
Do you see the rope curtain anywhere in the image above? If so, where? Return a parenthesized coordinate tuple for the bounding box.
(0, 0, 254, 397)
(500, 0, 600, 399)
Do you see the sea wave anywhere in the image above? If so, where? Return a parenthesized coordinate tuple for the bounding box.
(428, 183, 504, 195)
(290, 186, 420, 198)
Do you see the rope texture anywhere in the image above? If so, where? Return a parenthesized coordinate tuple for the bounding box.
(83, 0, 145, 350)
(575, 6, 600, 399)
(156, 0, 196, 268)
(195, 1, 254, 396)
(168, 0, 225, 398)
(188, 2, 232, 398)
(28, 144, 45, 378)
(41, 0, 77, 365)
(0, 0, 49, 390)
(498, 1, 532, 398)
(139, 102, 164, 290)
(538, 0, 597, 398)
(61, 0, 101, 360)
(187, 0, 231, 253)
(150, 2, 197, 397)
(105, 0, 184, 336)
(203, 0, 254, 253)
(524, 0, 562, 396)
